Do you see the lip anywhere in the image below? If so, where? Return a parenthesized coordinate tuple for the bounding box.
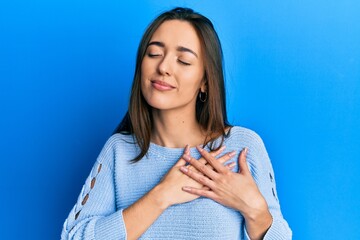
(150, 80, 175, 91)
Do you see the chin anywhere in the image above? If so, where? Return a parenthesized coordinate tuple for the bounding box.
(142, 93, 172, 109)
(147, 101, 175, 111)
(142, 92, 195, 112)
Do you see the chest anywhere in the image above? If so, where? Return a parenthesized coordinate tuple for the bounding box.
(113, 155, 245, 239)
(141, 198, 244, 239)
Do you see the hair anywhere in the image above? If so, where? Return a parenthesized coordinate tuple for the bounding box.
(114, 7, 230, 162)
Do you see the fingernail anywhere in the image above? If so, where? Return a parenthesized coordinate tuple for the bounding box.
(180, 166, 188, 173)
(219, 145, 226, 151)
(183, 154, 191, 161)
(244, 147, 248, 154)
(228, 162, 236, 168)
(197, 145, 204, 152)
(228, 150, 236, 157)
(185, 144, 190, 154)
(182, 186, 191, 191)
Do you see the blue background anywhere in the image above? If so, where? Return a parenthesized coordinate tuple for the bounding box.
(1, 0, 359, 239)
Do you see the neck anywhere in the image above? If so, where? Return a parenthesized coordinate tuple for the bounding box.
(151, 108, 206, 148)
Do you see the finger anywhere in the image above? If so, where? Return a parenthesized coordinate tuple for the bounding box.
(210, 145, 226, 157)
(217, 150, 237, 165)
(182, 155, 219, 180)
(185, 144, 190, 155)
(182, 186, 219, 200)
(185, 146, 232, 173)
(225, 161, 236, 170)
(183, 155, 217, 179)
(202, 186, 210, 191)
(175, 144, 190, 167)
(188, 158, 235, 174)
(198, 145, 226, 165)
(238, 147, 250, 174)
(198, 149, 236, 173)
(180, 165, 217, 188)
(196, 145, 228, 174)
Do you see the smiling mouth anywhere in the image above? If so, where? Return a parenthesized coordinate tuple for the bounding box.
(151, 80, 175, 91)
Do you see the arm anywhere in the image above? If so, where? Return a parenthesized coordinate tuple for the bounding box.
(62, 141, 235, 240)
(61, 137, 127, 240)
(61, 137, 169, 240)
(180, 133, 292, 240)
(123, 145, 236, 240)
(61, 154, 169, 240)
(243, 133, 292, 240)
(121, 157, 193, 240)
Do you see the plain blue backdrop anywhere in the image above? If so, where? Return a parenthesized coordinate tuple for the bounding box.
(1, 0, 359, 239)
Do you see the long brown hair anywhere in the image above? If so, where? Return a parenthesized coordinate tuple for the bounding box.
(114, 7, 230, 162)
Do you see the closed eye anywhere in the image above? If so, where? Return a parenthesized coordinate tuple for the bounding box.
(178, 59, 191, 66)
(148, 53, 162, 57)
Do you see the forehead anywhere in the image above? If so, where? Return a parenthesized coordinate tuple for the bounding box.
(150, 20, 202, 52)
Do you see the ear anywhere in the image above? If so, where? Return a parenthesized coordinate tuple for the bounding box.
(200, 78, 207, 92)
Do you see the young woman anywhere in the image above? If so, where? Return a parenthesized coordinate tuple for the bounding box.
(61, 7, 292, 240)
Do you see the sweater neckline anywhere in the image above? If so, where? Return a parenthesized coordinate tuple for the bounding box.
(149, 142, 206, 157)
(148, 127, 233, 157)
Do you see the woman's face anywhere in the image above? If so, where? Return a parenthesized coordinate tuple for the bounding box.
(141, 20, 205, 112)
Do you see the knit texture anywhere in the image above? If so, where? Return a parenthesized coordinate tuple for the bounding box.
(61, 126, 292, 239)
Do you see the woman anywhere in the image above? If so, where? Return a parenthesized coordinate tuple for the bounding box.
(61, 7, 292, 240)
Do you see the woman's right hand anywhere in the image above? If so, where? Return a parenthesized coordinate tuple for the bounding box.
(155, 145, 236, 208)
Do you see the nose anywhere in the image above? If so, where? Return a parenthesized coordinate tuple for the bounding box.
(158, 55, 172, 76)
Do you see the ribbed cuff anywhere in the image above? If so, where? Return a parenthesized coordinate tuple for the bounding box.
(94, 209, 127, 240)
(243, 219, 292, 240)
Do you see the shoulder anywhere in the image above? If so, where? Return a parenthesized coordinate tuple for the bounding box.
(226, 126, 266, 150)
(227, 126, 273, 174)
(104, 133, 135, 147)
(226, 126, 270, 163)
(96, 133, 138, 169)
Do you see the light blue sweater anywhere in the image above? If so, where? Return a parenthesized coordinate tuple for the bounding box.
(61, 126, 292, 239)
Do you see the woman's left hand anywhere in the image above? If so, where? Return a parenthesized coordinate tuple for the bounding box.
(180, 146, 271, 224)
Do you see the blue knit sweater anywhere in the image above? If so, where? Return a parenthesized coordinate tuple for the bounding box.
(61, 126, 292, 239)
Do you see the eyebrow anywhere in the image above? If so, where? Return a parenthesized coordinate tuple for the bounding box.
(147, 41, 198, 58)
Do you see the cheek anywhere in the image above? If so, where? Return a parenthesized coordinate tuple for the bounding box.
(140, 60, 152, 90)
(141, 60, 150, 76)
(141, 56, 158, 77)
(140, 76, 150, 99)
(180, 69, 204, 90)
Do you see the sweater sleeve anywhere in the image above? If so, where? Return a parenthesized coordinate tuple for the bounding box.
(61, 136, 127, 240)
(242, 131, 292, 240)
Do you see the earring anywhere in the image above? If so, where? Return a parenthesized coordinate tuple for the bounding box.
(199, 91, 207, 102)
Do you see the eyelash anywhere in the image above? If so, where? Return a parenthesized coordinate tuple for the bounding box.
(147, 53, 191, 66)
(177, 59, 191, 66)
(148, 53, 161, 57)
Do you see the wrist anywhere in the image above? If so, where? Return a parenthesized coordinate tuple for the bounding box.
(244, 208, 272, 227)
(149, 184, 172, 210)
(243, 198, 273, 240)
(241, 195, 268, 220)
